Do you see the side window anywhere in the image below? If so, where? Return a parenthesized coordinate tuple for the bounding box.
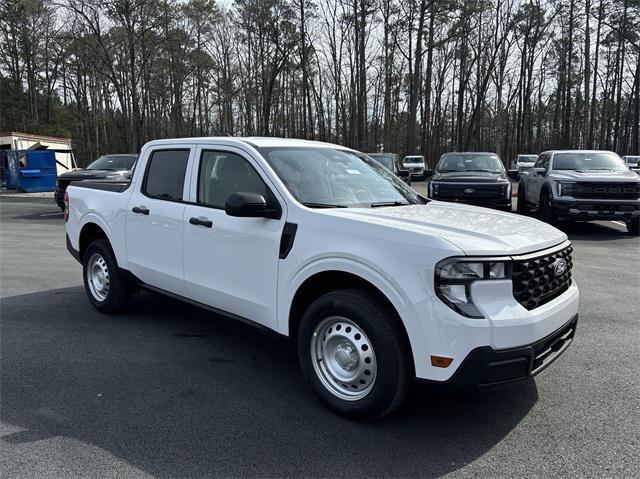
(197, 150, 269, 208)
(534, 154, 549, 170)
(143, 149, 190, 201)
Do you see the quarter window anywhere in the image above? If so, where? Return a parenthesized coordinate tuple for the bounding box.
(143, 149, 190, 201)
(197, 151, 268, 208)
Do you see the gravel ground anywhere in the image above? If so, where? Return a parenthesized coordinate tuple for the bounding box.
(1, 194, 638, 478)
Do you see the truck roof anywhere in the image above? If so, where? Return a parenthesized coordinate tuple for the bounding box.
(541, 149, 617, 155)
(142, 136, 351, 150)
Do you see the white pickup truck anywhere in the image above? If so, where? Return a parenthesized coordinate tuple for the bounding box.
(65, 137, 579, 419)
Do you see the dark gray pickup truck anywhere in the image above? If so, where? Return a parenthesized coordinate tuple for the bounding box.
(518, 150, 640, 235)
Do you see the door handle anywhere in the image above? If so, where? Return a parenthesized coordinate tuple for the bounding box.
(189, 217, 213, 228)
(132, 206, 150, 215)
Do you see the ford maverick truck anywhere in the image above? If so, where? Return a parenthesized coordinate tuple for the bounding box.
(65, 137, 579, 419)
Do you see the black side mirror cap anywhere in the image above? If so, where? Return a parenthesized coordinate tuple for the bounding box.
(424, 169, 435, 177)
(225, 192, 281, 219)
(398, 169, 410, 178)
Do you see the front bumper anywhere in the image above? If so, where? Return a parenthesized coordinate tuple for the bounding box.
(432, 196, 512, 210)
(551, 198, 640, 220)
(420, 314, 578, 389)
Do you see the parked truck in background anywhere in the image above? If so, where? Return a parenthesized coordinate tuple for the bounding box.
(65, 137, 579, 419)
(518, 150, 640, 235)
(55, 154, 137, 210)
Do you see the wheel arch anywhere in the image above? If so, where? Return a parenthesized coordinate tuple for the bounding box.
(287, 269, 415, 374)
(78, 222, 109, 262)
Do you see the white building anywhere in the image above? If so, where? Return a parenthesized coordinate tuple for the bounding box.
(0, 131, 77, 175)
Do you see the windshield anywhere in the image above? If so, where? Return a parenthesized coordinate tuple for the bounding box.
(87, 154, 137, 171)
(553, 152, 628, 172)
(403, 156, 424, 165)
(260, 147, 424, 208)
(436, 154, 504, 173)
(367, 154, 394, 170)
(518, 155, 538, 162)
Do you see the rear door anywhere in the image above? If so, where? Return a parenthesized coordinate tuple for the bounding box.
(182, 146, 285, 329)
(126, 146, 194, 296)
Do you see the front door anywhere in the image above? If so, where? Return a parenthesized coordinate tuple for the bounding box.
(126, 147, 193, 297)
(527, 153, 550, 203)
(182, 147, 285, 329)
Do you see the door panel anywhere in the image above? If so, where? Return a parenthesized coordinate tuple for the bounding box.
(126, 148, 193, 296)
(182, 147, 284, 329)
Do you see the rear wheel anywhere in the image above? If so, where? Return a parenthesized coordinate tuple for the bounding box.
(539, 191, 557, 224)
(517, 183, 529, 214)
(83, 239, 132, 313)
(298, 289, 411, 421)
(627, 217, 640, 235)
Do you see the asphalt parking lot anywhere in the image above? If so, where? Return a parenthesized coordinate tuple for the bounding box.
(1, 191, 639, 478)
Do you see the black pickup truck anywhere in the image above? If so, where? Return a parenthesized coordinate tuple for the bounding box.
(55, 154, 137, 210)
(427, 152, 512, 211)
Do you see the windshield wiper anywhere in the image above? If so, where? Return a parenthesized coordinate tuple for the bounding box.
(370, 201, 410, 208)
(465, 169, 499, 173)
(302, 202, 347, 209)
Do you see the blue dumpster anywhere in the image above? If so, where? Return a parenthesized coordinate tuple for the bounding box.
(2, 150, 57, 192)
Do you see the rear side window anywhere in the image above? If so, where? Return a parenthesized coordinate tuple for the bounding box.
(143, 149, 190, 201)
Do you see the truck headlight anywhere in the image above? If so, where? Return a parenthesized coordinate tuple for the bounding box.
(505, 181, 512, 198)
(557, 182, 576, 197)
(434, 258, 512, 318)
(429, 182, 439, 198)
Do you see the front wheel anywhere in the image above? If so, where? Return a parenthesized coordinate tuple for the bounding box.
(298, 289, 411, 420)
(83, 239, 132, 313)
(539, 191, 557, 224)
(517, 183, 529, 214)
(627, 217, 640, 235)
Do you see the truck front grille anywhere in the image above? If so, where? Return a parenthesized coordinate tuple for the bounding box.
(512, 244, 573, 310)
(572, 182, 639, 199)
(436, 183, 505, 200)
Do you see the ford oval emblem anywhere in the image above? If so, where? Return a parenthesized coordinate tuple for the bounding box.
(553, 259, 567, 276)
(464, 188, 475, 194)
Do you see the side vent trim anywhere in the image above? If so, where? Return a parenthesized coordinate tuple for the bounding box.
(279, 222, 298, 259)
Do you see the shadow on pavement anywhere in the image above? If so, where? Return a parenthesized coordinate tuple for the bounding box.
(10, 210, 63, 222)
(1, 286, 538, 477)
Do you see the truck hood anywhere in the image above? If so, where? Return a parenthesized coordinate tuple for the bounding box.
(431, 171, 508, 182)
(552, 170, 640, 182)
(326, 202, 566, 256)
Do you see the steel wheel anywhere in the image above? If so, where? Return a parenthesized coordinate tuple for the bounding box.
(310, 316, 377, 401)
(86, 252, 110, 302)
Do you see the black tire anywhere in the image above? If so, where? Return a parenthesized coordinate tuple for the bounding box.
(539, 190, 557, 224)
(516, 183, 530, 214)
(627, 217, 640, 236)
(297, 289, 412, 421)
(82, 239, 132, 314)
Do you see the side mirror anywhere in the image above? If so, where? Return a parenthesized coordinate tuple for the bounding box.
(534, 167, 546, 176)
(398, 169, 410, 178)
(424, 169, 435, 178)
(225, 192, 281, 219)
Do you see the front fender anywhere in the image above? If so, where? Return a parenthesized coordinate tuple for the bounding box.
(277, 254, 428, 378)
